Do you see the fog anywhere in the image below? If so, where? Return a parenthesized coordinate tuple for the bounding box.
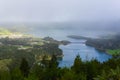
(0, 22, 119, 40)
(0, 0, 120, 23)
(0, 0, 120, 39)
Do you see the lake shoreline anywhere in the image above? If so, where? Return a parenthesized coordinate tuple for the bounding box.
(59, 38, 112, 67)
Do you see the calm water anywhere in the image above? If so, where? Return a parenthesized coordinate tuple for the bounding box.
(59, 39, 112, 67)
(27, 27, 112, 67)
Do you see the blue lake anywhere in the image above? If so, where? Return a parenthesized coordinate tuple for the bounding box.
(59, 39, 112, 67)
(27, 27, 112, 67)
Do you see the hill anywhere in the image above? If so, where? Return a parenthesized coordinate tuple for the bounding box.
(0, 28, 12, 35)
(86, 34, 120, 56)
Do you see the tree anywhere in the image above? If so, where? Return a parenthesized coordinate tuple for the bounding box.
(31, 64, 45, 80)
(61, 70, 76, 80)
(45, 54, 59, 80)
(19, 58, 30, 77)
(85, 59, 100, 80)
(94, 67, 120, 80)
(0, 70, 11, 80)
(49, 54, 58, 68)
(11, 68, 24, 80)
(41, 55, 49, 68)
(24, 73, 39, 80)
(72, 54, 83, 73)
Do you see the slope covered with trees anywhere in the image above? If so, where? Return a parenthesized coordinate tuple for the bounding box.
(86, 34, 120, 56)
(0, 55, 120, 80)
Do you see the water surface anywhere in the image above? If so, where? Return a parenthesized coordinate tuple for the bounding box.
(59, 39, 112, 67)
(27, 27, 112, 67)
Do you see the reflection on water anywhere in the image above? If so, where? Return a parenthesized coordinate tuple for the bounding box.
(27, 27, 112, 67)
(59, 39, 112, 67)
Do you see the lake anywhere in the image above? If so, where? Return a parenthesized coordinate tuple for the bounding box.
(59, 39, 112, 67)
(27, 26, 112, 67)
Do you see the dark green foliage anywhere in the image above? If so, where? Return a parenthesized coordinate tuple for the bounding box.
(30, 64, 45, 80)
(11, 68, 24, 80)
(61, 70, 76, 80)
(24, 72, 39, 80)
(43, 55, 59, 80)
(0, 45, 35, 67)
(85, 60, 101, 80)
(49, 54, 59, 68)
(94, 67, 120, 80)
(72, 55, 101, 80)
(41, 55, 50, 68)
(0, 71, 11, 80)
(20, 58, 30, 77)
(1, 55, 120, 80)
(72, 54, 83, 73)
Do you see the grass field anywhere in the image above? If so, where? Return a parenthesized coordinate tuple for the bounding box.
(107, 49, 120, 55)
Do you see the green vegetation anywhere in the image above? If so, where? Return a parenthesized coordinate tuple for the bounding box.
(1, 28, 120, 79)
(0, 28, 12, 35)
(107, 49, 120, 56)
(20, 58, 30, 77)
(94, 67, 120, 80)
(0, 29, 63, 63)
(0, 55, 120, 80)
(0, 59, 12, 71)
(86, 34, 120, 56)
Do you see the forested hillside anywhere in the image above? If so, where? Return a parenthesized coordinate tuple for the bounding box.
(86, 34, 120, 56)
(0, 55, 120, 80)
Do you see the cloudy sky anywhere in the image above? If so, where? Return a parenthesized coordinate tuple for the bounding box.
(0, 0, 120, 23)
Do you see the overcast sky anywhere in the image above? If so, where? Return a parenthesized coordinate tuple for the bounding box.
(0, 0, 120, 23)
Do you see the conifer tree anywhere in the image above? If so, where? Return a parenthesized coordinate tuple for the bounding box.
(72, 54, 83, 73)
(19, 58, 30, 77)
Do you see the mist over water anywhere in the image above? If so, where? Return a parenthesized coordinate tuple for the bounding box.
(26, 23, 118, 40)
(0, 0, 119, 71)
(0, 22, 116, 67)
(22, 23, 113, 67)
(0, 22, 119, 40)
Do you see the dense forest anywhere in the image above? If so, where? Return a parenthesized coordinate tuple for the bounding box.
(0, 54, 120, 80)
